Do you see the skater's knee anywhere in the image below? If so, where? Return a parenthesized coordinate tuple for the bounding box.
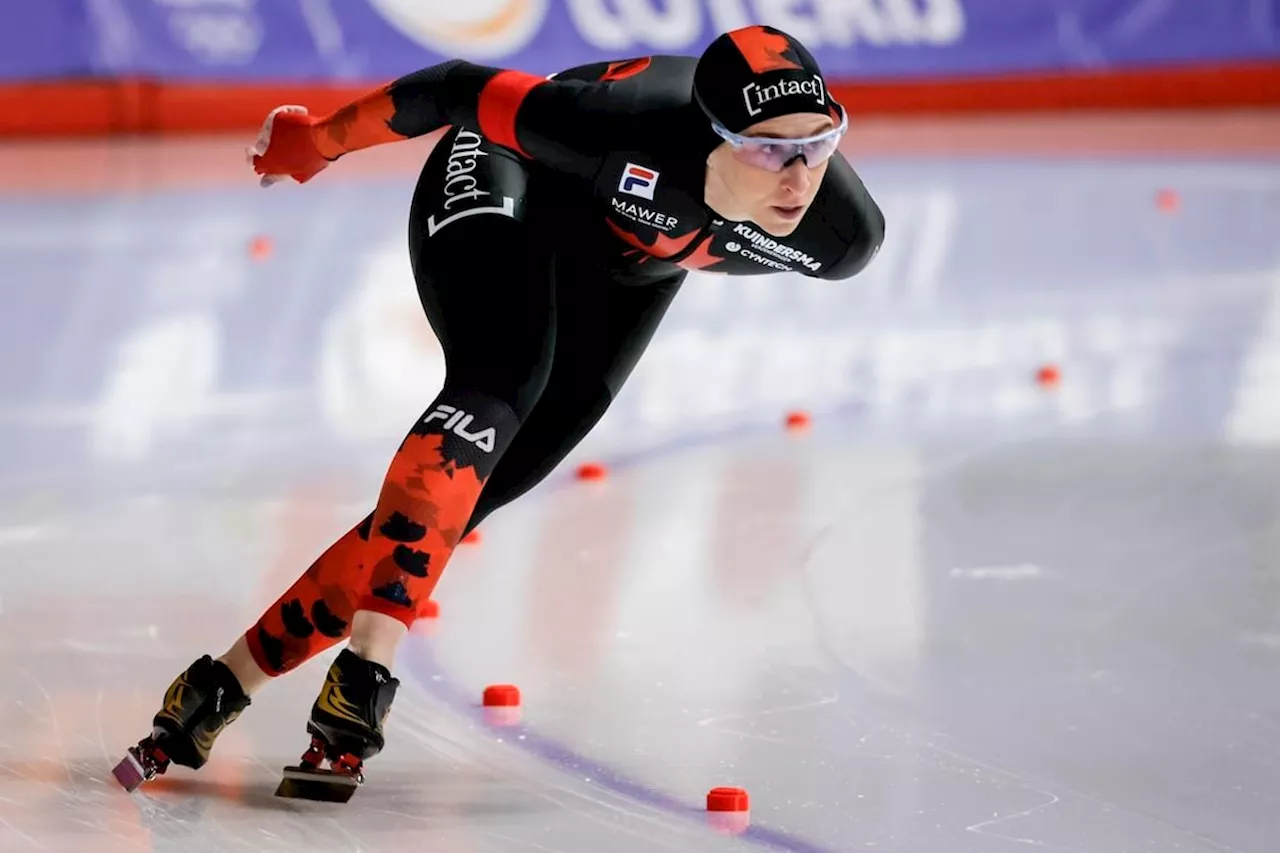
(440, 356, 551, 425)
(463, 379, 614, 533)
(414, 386, 527, 474)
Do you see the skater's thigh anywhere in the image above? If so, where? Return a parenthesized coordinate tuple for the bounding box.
(407, 127, 555, 416)
(553, 262, 685, 398)
(466, 267, 684, 528)
(519, 265, 684, 459)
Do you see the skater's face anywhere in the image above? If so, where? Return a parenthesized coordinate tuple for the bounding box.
(705, 112, 838, 237)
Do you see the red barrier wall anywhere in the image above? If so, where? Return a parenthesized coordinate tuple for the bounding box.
(1, 61, 1278, 137)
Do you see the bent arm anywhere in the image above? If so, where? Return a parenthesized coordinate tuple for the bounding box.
(818, 161, 886, 281)
(311, 60, 617, 178)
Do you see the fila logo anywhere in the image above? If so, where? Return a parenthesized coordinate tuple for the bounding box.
(619, 163, 658, 200)
(422, 405, 497, 452)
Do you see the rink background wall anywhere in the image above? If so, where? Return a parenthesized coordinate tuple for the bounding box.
(0, 1, 1277, 137)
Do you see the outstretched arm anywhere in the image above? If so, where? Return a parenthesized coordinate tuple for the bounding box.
(250, 60, 623, 185)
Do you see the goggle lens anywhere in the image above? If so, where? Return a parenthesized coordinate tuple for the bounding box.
(712, 111, 848, 172)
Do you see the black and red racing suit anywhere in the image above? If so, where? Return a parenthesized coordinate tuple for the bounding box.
(243, 54, 885, 661)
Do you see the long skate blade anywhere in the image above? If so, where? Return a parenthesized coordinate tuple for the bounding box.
(274, 765, 360, 803)
(111, 750, 147, 793)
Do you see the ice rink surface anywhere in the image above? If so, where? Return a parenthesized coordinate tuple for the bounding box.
(1, 114, 1279, 852)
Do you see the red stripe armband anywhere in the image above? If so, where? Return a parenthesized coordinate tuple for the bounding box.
(477, 70, 545, 159)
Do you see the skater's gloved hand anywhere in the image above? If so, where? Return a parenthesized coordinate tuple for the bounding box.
(247, 105, 332, 188)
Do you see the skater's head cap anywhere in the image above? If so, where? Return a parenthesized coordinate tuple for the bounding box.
(694, 26, 843, 135)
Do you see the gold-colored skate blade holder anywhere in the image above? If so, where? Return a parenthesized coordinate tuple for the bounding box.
(274, 764, 362, 802)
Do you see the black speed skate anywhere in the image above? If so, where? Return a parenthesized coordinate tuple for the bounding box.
(275, 648, 400, 802)
(112, 655, 251, 792)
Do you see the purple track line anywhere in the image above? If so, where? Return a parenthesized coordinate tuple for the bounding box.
(403, 644, 840, 853)
(400, 401, 866, 853)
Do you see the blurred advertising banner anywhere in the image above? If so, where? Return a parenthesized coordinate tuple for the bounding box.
(1, 0, 1277, 83)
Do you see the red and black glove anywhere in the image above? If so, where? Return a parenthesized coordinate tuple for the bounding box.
(246, 105, 333, 188)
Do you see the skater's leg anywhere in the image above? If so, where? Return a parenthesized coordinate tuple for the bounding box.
(122, 130, 550, 791)
(218, 638, 270, 695)
(463, 264, 685, 534)
(233, 261, 680, 686)
(289, 129, 556, 779)
(235, 126, 548, 681)
(232, 512, 373, 684)
(339, 126, 551, 661)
